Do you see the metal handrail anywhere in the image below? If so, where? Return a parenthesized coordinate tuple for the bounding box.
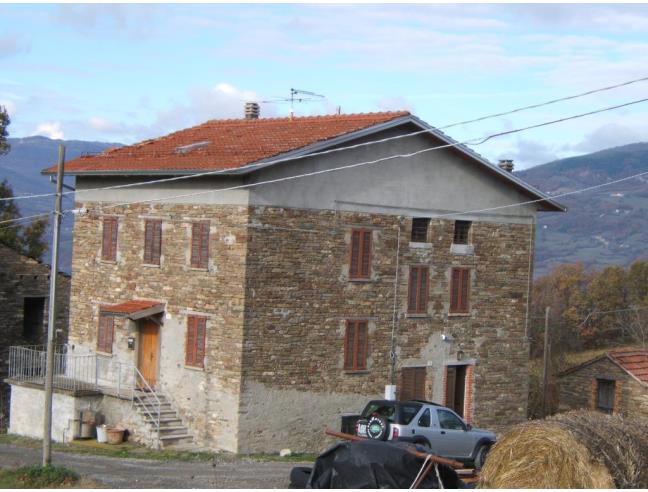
(132, 365, 162, 449)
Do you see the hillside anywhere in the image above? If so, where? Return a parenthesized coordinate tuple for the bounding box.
(518, 142, 648, 275)
(1, 136, 647, 277)
(0, 136, 121, 273)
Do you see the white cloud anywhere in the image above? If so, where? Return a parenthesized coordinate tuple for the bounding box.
(0, 34, 30, 59)
(54, 4, 161, 37)
(35, 122, 64, 140)
(563, 123, 645, 154)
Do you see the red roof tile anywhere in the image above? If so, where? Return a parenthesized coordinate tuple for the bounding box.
(46, 112, 411, 174)
(608, 348, 648, 384)
(100, 299, 163, 316)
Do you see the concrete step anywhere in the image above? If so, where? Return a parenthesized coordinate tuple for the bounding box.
(159, 427, 191, 437)
(144, 417, 183, 425)
(159, 434, 194, 448)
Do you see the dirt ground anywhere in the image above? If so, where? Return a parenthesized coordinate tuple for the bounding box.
(0, 443, 304, 488)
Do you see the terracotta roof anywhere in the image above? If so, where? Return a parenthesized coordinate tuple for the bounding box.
(45, 112, 410, 175)
(608, 347, 648, 384)
(100, 300, 164, 317)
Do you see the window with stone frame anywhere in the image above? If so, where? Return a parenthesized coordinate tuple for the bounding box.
(143, 219, 162, 265)
(344, 320, 368, 371)
(101, 216, 118, 261)
(185, 315, 207, 368)
(411, 218, 430, 242)
(97, 315, 114, 354)
(408, 265, 429, 314)
(450, 267, 470, 314)
(349, 229, 372, 279)
(596, 379, 616, 414)
(453, 220, 472, 245)
(190, 221, 210, 269)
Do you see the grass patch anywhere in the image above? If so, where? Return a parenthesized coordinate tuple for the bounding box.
(243, 453, 317, 463)
(0, 434, 218, 462)
(0, 465, 78, 488)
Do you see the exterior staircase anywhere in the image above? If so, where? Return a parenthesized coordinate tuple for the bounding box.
(133, 390, 194, 449)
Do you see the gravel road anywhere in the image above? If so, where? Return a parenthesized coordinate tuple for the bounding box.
(0, 443, 304, 488)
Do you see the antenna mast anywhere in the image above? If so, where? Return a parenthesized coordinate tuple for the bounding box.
(261, 88, 325, 118)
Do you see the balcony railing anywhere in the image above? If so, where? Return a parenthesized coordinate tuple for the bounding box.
(7, 345, 135, 399)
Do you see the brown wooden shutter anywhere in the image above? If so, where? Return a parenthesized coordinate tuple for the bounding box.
(400, 367, 426, 400)
(186, 316, 197, 366)
(450, 268, 470, 313)
(408, 267, 419, 312)
(344, 322, 356, 370)
(419, 267, 429, 312)
(97, 315, 114, 353)
(102, 217, 118, 261)
(445, 366, 457, 406)
(191, 222, 209, 268)
(356, 321, 368, 370)
(144, 220, 162, 265)
(186, 315, 207, 368)
(349, 229, 371, 279)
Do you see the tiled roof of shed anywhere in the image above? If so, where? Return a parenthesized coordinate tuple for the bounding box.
(44, 111, 410, 174)
(608, 347, 648, 384)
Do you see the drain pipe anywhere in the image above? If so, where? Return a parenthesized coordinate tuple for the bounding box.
(387, 222, 402, 399)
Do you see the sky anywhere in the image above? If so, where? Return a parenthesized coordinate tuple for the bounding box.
(2, 3, 648, 170)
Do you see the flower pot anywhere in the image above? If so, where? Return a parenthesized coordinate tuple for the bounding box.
(106, 428, 125, 444)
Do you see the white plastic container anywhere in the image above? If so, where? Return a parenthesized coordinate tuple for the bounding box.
(96, 424, 108, 443)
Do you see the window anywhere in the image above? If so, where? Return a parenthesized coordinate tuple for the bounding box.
(185, 315, 207, 368)
(450, 268, 470, 314)
(97, 315, 114, 354)
(349, 229, 372, 279)
(411, 218, 430, 242)
(596, 379, 615, 414)
(437, 409, 466, 430)
(144, 219, 162, 265)
(453, 220, 471, 245)
(101, 217, 118, 261)
(344, 320, 368, 370)
(408, 266, 429, 314)
(23, 297, 45, 342)
(418, 408, 431, 427)
(190, 221, 210, 269)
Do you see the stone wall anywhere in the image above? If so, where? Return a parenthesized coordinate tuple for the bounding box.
(239, 206, 533, 452)
(0, 243, 70, 430)
(67, 202, 249, 452)
(557, 356, 648, 418)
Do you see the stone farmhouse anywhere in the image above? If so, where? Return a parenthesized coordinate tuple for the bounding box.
(557, 347, 648, 417)
(8, 109, 563, 452)
(0, 243, 70, 430)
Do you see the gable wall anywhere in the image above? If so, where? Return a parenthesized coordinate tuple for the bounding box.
(558, 357, 648, 418)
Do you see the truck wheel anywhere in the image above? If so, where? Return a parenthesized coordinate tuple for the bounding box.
(366, 415, 390, 441)
(414, 438, 431, 450)
(474, 444, 491, 470)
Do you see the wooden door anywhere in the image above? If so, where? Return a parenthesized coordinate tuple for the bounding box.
(138, 321, 159, 388)
(399, 367, 426, 401)
(445, 365, 466, 416)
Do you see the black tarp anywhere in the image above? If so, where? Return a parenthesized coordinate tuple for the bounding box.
(304, 439, 464, 489)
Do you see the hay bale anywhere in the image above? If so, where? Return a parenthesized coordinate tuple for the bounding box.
(479, 411, 648, 489)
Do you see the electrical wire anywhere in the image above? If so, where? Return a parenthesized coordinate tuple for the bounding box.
(2, 74, 648, 204)
(86, 96, 648, 214)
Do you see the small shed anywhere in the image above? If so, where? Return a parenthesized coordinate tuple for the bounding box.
(557, 347, 648, 417)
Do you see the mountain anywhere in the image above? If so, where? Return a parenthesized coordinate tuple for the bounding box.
(0, 136, 121, 273)
(518, 142, 648, 276)
(2, 136, 647, 277)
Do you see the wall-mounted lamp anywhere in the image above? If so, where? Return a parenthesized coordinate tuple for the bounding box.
(127, 336, 136, 350)
(441, 333, 454, 342)
(457, 350, 464, 361)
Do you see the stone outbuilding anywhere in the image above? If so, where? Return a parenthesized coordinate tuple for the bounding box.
(8, 109, 564, 452)
(0, 243, 70, 429)
(557, 347, 648, 417)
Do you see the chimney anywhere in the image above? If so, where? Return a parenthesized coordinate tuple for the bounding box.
(498, 159, 514, 172)
(244, 102, 260, 120)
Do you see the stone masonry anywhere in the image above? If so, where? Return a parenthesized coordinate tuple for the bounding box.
(558, 357, 648, 419)
(66, 200, 533, 453)
(0, 243, 70, 430)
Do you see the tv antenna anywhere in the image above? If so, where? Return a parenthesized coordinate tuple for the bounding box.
(261, 88, 325, 118)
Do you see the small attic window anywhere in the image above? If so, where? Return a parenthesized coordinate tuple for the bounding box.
(175, 141, 211, 154)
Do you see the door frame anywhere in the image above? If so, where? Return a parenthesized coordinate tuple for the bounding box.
(137, 318, 161, 389)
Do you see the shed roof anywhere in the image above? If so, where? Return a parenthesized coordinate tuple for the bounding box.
(558, 347, 648, 386)
(100, 299, 164, 320)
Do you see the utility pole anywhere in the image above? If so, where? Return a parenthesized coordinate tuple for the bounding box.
(43, 144, 65, 466)
(542, 306, 551, 418)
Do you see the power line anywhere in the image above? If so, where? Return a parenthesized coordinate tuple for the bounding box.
(85, 96, 648, 214)
(0, 212, 52, 227)
(3, 74, 648, 204)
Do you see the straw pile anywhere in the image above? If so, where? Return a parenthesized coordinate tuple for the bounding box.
(478, 411, 648, 489)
